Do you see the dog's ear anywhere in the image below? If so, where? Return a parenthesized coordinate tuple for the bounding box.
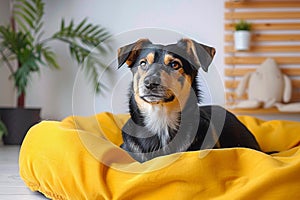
(118, 39, 152, 68)
(177, 38, 216, 72)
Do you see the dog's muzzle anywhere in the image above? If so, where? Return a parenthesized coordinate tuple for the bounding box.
(140, 73, 174, 104)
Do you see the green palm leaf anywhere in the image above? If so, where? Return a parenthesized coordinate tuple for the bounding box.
(52, 19, 111, 92)
(84, 53, 110, 93)
(40, 46, 60, 69)
(13, 0, 45, 39)
(1, 0, 111, 98)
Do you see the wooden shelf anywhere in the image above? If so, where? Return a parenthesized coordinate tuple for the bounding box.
(228, 108, 300, 115)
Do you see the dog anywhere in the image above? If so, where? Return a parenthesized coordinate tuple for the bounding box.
(118, 38, 261, 163)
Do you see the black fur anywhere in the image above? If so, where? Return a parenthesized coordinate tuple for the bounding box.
(119, 39, 261, 162)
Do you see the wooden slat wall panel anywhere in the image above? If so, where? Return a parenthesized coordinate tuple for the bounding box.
(225, 57, 300, 65)
(225, 34, 300, 42)
(225, 68, 300, 77)
(225, 1, 300, 9)
(225, 23, 300, 31)
(225, 45, 300, 53)
(224, 0, 300, 109)
(225, 12, 300, 20)
(225, 80, 300, 89)
(226, 91, 300, 101)
(292, 92, 300, 102)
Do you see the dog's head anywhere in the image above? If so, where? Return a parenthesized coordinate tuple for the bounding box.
(118, 38, 215, 109)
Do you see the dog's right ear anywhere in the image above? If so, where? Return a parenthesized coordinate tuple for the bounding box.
(118, 39, 152, 68)
(177, 38, 216, 72)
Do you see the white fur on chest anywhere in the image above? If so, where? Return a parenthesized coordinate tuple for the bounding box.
(141, 104, 180, 146)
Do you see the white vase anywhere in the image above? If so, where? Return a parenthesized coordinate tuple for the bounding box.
(234, 31, 251, 51)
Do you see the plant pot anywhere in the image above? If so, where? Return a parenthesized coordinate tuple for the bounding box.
(234, 30, 251, 50)
(0, 108, 41, 145)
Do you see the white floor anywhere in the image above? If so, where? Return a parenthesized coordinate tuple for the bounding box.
(0, 145, 47, 200)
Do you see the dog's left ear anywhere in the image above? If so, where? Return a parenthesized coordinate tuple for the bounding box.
(118, 39, 152, 68)
(177, 38, 216, 72)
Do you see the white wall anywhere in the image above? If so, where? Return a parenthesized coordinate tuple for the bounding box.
(0, 0, 225, 120)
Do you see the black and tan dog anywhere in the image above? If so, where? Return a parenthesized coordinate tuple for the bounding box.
(118, 38, 261, 162)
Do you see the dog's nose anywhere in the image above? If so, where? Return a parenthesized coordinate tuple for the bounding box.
(144, 75, 161, 90)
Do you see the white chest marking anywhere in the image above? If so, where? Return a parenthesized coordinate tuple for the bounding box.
(141, 104, 180, 146)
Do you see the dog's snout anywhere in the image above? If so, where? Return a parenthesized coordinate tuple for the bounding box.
(144, 75, 161, 90)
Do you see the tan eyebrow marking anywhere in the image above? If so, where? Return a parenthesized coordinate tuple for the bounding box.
(164, 54, 174, 65)
(146, 52, 155, 64)
(164, 54, 183, 67)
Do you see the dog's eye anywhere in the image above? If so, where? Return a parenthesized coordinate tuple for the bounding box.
(140, 60, 147, 68)
(170, 61, 181, 70)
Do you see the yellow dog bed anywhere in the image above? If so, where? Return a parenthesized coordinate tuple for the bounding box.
(19, 112, 300, 200)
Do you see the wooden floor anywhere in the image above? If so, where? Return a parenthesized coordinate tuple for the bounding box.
(0, 145, 47, 200)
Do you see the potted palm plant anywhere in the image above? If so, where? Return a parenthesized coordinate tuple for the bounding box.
(234, 20, 251, 51)
(0, 0, 110, 144)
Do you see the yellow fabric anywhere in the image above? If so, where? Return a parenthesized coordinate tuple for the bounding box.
(19, 112, 300, 200)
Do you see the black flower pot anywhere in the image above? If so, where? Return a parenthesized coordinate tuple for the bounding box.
(0, 108, 41, 145)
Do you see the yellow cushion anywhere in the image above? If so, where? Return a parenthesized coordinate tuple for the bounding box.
(19, 112, 300, 200)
